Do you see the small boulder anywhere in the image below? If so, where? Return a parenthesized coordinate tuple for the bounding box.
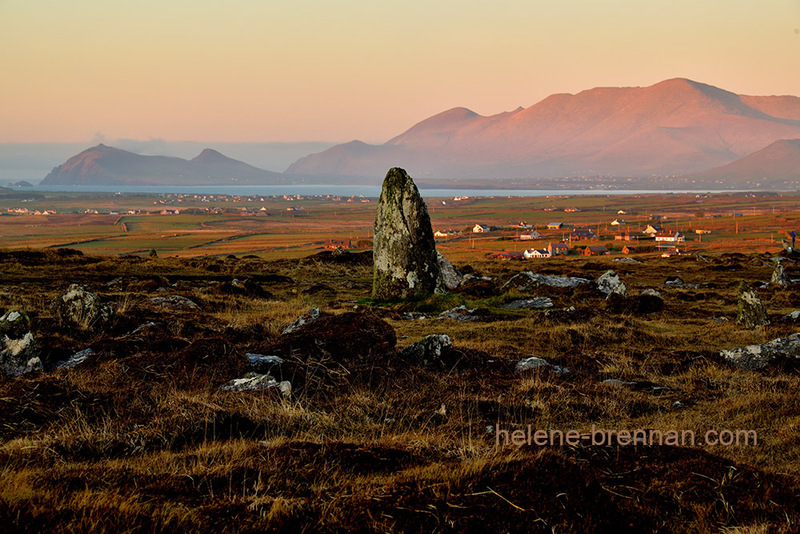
(502, 297, 554, 309)
(246, 353, 284, 374)
(596, 270, 627, 297)
(54, 284, 114, 329)
(436, 251, 463, 291)
(780, 311, 800, 323)
(721, 333, 800, 371)
(771, 261, 790, 288)
(282, 307, 320, 334)
(501, 272, 591, 293)
(220, 373, 291, 397)
(54, 348, 93, 370)
(736, 282, 770, 329)
(147, 295, 200, 311)
(400, 334, 451, 366)
(0, 310, 41, 377)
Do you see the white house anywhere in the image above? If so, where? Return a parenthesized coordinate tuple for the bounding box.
(642, 224, 663, 236)
(611, 219, 626, 226)
(524, 249, 551, 259)
(473, 224, 491, 233)
(655, 231, 685, 243)
(519, 231, 542, 241)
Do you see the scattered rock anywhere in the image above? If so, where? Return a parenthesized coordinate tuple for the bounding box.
(219, 278, 272, 298)
(664, 276, 699, 289)
(634, 289, 664, 314)
(501, 272, 591, 293)
(220, 373, 291, 396)
(515, 356, 570, 375)
(502, 297, 554, 309)
(771, 261, 790, 288)
(372, 168, 442, 299)
(148, 295, 200, 311)
(246, 353, 284, 374)
(436, 251, 463, 291)
(721, 333, 800, 371)
(596, 270, 627, 297)
(282, 308, 320, 334)
(439, 306, 484, 322)
(736, 282, 770, 329)
(712, 316, 730, 323)
(780, 311, 800, 323)
(54, 284, 114, 329)
(0, 310, 41, 377)
(54, 348, 93, 370)
(402, 312, 429, 321)
(613, 257, 642, 264)
(400, 334, 451, 366)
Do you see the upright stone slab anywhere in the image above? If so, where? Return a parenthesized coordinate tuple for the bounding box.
(736, 281, 770, 329)
(771, 261, 790, 288)
(372, 168, 442, 299)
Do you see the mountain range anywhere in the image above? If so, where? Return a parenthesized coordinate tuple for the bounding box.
(40, 79, 800, 188)
(41, 145, 286, 186)
(287, 78, 800, 183)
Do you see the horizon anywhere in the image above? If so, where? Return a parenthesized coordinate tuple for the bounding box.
(2, 1, 800, 144)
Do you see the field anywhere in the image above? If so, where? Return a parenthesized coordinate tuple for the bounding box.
(1, 190, 800, 532)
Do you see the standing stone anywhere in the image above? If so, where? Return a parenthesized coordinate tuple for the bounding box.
(436, 251, 462, 290)
(373, 168, 442, 299)
(771, 261, 790, 288)
(736, 281, 770, 329)
(0, 310, 41, 377)
(54, 284, 114, 330)
(596, 270, 626, 297)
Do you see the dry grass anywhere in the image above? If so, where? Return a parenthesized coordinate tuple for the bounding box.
(0, 246, 799, 532)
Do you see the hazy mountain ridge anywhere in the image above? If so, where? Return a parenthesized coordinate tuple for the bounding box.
(41, 144, 287, 186)
(687, 138, 800, 186)
(286, 78, 800, 181)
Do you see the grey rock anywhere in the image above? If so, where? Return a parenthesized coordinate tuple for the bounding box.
(602, 378, 636, 387)
(596, 270, 627, 297)
(54, 348, 93, 370)
(771, 261, 790, 288)
(0, 310, 41, 377)
(501, 271, 591, 293)
(515, 357, 551, 372)
(220, 372, 290, 393)
(400, 334, 451, 366)
(436, 251, 463, 291)
(439, 306, 480, 322)
(781, 310, 800, 323)
(148, 295, 200, 311)
(402, 312, 429, 321)
(721, 333, 800, 371)
(372, 168, 441, 299)
(664, 276, 700, 289)
(54, 284, 114, 329)
(460, 274, 493, 284)
(613, 257, 642, 264)
(736, 282, 770, 329)
(502, 297, 554, 309)
(246, 353, 284, 373)
(282, 307, 320, 334)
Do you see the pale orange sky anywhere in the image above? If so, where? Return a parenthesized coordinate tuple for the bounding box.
(2, 0, 799, 144)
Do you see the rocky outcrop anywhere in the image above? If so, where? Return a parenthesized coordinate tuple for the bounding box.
(721, 333, 800, 371)
(596, 270, 627, 297)
(54, 284, 114, 329)
(148, 295, 200, 311)
(502, 297, 554, 309)
(501, 272, 591, 293)
(282, 308, 320, 334)
(372, 168, 441, 300)
(400, 334, 451, 366)
(736, 282, 770, 328)
(516, 356, 569, 375)
(0, 311, 41, 377)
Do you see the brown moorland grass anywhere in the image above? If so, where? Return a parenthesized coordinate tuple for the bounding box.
(0, 245, 799, 532)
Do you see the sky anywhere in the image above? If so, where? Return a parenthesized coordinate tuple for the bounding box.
(2, 0, 799, 144)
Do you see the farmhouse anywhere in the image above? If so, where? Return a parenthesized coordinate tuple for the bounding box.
(523, 249, 551, 259)
(473, 224, 491, 233)
(570, 229, 598, 241)
(548, 242, 569, 256)
(655, 231, 685, 243)
(547, 222, 563, 230)
(519, 231, 542, 240)
(615, 232, 635, 241)
(583, 245, 609, 256)
(325, 239, 350, 250)
(642, 224, 663, 236)
(488, 251, 524, 260)
(611, 219, 626, 226)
